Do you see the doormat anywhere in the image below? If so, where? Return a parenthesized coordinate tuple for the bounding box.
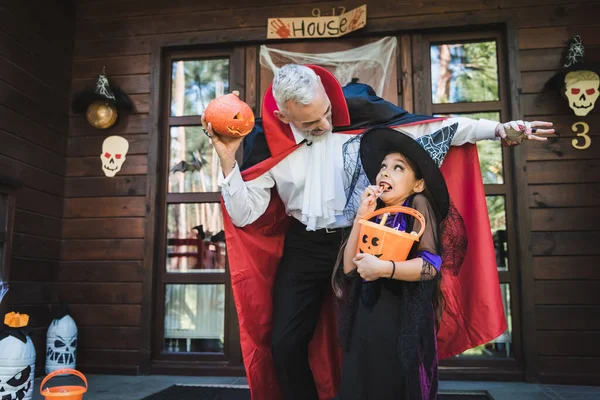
(140, 385, 493, 400)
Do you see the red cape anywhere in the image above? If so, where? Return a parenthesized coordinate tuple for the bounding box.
(222, 66, 506, 399)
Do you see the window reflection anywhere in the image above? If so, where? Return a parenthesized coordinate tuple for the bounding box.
(171, 59, 229, 116)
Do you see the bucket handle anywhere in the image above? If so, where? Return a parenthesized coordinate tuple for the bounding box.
(360, 206, 426, 240)
(40, 368, 88, 393)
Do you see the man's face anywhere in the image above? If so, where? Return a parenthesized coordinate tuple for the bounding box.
(276, 83, 333, 142)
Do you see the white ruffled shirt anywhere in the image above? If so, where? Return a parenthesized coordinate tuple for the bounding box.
(218, 117, 498, 231)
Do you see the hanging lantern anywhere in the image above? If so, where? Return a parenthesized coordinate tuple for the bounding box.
(72, 66, 134, 129)
(45, 305, 78, 374)
(0, 312, 36, 400)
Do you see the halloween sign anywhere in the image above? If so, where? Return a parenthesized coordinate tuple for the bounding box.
(0, 313, 36, 400)
(101, 136, 129, 177)
(203, 91, 255, 137)
(267, 5, 367, 39)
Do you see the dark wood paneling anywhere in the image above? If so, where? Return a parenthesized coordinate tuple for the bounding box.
(533, 256, 600, 280)
(66, 155, 148, 177)
(72, 55, 151, 78)
(519, 25, 600, 50)
(58, 261, 144, 282)
(0, 103, 66, 155)
(526, 137, 600, 161)
(527, 160, 600, 184)
(0, 129, 65, 175)
(6, 281, 55, 305)
(64, 196, 146, 217)
(63, 217, 145, 238)
(70, 304, 142, 326)
(69, 114, 149, 136)
(71, 74, 150, 95)
(68, 134, 149, 156)
(78, 327, 141, 349)
(0, 154, 64, 197)
(529, 183, 600, 208)
(520, 46, 600, 72)
(61, 239, 144, 260)
(532, 231, 600, 256)
(539, 356, 600, 374)
(530, 208, 600, 231)
(65, 176, 146, 197)
(14, 210, 62, 239)
(536, 306, 600, 330)
(9, 258, 58, 282)
(536, 281, 600, 305)
(537, 331, 600, 356)
(77, 349, 141, 365)
(12, 233, 61, 260)
(56, 282, 143, 304)
(15, 188, 63, 218)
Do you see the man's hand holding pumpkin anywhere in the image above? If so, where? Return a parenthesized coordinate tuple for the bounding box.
(202, 114, 244, 176)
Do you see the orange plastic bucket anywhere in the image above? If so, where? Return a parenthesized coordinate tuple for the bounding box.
(356, 206, 426, 262)
(40, 368, 88, 400)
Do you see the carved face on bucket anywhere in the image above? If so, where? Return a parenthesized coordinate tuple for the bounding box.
(358, 233, 384, 258)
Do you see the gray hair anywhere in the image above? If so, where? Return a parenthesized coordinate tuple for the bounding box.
(272, 64, 320, 113)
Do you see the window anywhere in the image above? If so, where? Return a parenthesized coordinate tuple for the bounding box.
(418, 32, 520, 363)
(155, 49, 244, 365)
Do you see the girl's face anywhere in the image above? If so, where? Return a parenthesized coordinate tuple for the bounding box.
(376, 152, 425, 206)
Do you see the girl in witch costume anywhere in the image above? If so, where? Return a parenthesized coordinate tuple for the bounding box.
(333, 123, 463, 400)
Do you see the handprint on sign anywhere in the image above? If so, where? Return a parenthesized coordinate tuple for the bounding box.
(271, 19, 291, 38)
(348, 7, 364, 31)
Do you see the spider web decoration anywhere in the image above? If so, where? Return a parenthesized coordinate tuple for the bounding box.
(95, 73, 116, 100)
(342, 134, 369, 222)
(415, 123, 458, 167)
(564, 35, 585, 68)
(0, 280, 8, 304)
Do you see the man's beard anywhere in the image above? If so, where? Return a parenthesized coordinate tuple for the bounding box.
(302, 129, 332, 143)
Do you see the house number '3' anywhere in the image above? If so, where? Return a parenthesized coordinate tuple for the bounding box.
(571, 122, 591, 150)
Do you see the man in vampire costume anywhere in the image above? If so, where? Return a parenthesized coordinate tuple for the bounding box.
(203, 64, 553, 400)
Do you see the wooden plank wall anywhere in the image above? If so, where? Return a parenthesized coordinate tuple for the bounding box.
(71, 0, 600, 383)
(0, 0, 74, 372)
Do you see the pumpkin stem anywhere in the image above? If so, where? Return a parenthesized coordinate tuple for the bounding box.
(232, 90, 240, 97)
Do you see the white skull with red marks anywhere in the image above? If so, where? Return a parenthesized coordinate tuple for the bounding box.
(565, 70, 600, 116)
(100, 135, 129, 177)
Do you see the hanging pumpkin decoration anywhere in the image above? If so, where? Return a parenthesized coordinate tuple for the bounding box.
(45, 305, 78, 374)
(203, 91, 255, 137)
(0, 312, 36, 400)
(546, 35, 600, 116)
(72, 66, 134, 129)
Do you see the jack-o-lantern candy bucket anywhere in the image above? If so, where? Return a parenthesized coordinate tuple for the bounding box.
(356, 206, 426, 262)
(203, 91, 255, 137)
(40, 368, 87, 400)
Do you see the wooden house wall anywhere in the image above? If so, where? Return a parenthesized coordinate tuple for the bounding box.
(68, 0, 600, 383)
(0, 0, 74, 370)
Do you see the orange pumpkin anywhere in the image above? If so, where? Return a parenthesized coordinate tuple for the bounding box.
(204, 91, 255, 137)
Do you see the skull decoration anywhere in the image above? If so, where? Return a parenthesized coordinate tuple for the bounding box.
(45, 311, 78, 374)
(564, 70, 600, 116)
(100, 135, 129, 177)
(0, 313, 35, 400)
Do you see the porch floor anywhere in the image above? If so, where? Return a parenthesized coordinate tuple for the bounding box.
(33, 374, 600, 400)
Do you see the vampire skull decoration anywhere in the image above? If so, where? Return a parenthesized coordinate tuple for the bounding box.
(45, 312, 78, 374)
(564, 70, 600, 116)
(0, 313, 36, 400)
(101, 135, 129, 177)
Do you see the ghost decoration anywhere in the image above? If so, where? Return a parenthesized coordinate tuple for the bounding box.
(0, 312, 35, 400)
(45, 306, 78, 374)
(546, 35, 600, 117)
(101, 135, 129, 177)
(564, 70, 599, 116)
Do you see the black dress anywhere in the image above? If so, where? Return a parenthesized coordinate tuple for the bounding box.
(335, 195, 440, 400)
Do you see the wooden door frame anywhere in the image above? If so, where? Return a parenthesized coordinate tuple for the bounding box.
(142, 14, 535, 381)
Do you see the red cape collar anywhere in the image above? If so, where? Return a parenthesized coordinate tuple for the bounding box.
(262, 65, 351, 158)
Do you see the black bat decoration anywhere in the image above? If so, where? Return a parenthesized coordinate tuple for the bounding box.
(170, 151, 207, 174)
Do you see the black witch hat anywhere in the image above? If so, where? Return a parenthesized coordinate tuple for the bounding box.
(72, 67, 134, 114)
(545, 35, 600, 93)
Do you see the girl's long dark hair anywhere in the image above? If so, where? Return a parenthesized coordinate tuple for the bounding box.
(331, 153, 446, 331)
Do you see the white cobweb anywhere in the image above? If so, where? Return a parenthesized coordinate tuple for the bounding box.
(0, 280, 7, 304)
(259, 36, 398, 98)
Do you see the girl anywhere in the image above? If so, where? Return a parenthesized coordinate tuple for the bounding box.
(333, 124, 463, 400)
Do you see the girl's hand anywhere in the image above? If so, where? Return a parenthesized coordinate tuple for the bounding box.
(355, 185, 382, 220)
(353, 253, 386, 281)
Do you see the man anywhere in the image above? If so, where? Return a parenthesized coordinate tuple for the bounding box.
(202, 64, 553, 400)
